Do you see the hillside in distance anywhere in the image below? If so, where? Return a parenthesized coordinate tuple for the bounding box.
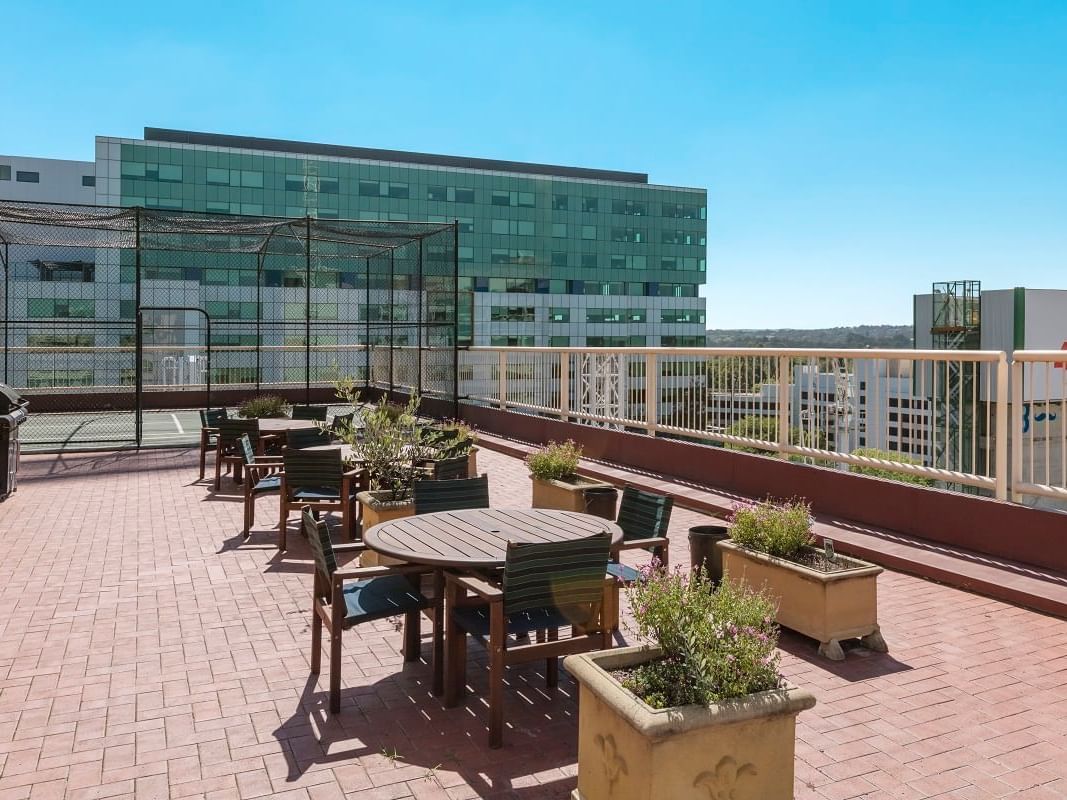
(705, 325, 913, 349)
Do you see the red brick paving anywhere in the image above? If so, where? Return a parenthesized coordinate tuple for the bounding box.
(2, 446, 1067, 798)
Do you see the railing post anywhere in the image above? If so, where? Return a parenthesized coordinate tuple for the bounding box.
(497, 350, 507, 410)
(1010, 357, 1023, 503)
(558, 350, 570, 421)
(777, 355, 791, 455)
(994, 353, 1009, 501)
(644, 353, 657, 434)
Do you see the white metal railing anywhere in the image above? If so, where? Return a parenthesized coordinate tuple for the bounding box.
(460, 346, 1011, 500)
(1011, 351, 1067, 502)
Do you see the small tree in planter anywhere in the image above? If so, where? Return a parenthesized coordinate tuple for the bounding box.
(565, 569, 815, 799)
(238, 394, 290, 419)
(526, 440, 617, 519)
(422, 420, 479, 475)
(720, 498, 888, 660)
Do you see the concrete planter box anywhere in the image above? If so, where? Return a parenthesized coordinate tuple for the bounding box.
(468, 445, 479, 477)
(530, 475, 618, 519)
(565, 645, 815, 800)
(718, 540, 887, 660)
(357, 490, 414, 566)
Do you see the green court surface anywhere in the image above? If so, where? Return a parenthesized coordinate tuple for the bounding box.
(18, 406, 353, 452)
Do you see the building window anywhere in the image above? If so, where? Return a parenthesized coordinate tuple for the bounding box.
(581, 225, 597, 240)
(28, 369, 93, 388)
(491, 219, 535, 236)
(551, 223, 567, 238)
(661, 309, 706, 324)
(16, 171, 40, 183)
(551, 252, 568, 267)
(490, 335, 536, 347)
(661, 335, 705, 347)
(82, 175, 96, 187)
(662, 203, 704, 219)
(0, 165, 10, 180)
(491, 190, 535, 208)
(26, 333, 95, 348)
(207, 167, 230, 185)
(490, 306, 536, 322)
(427, 185, 448, 201)
(581, 253, 598, 268)
(661, 229, 705, 246)
(27, 298, 95, 318)
(146, 164, 183, 182)
(552, 194, 569, 210)
(611, 227, 645, 243)
(548, 308, 570, 322)
(319, 177, 339, 194)
(30, 259, 95, 283)
(611, 199, 646, 216)
(453, 188, 475, 203)
(581, 197, 598, 212)
(549, 336, 570, 347)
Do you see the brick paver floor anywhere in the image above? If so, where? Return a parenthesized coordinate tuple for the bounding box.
(2, 445, 1067, 798)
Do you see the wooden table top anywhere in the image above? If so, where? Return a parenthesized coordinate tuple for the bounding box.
(363, 508, 623, 569)
(304, 443, 363, 462)
(258, 418, 319, 432)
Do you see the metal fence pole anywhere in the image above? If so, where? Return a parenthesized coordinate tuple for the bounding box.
(416, 237, 423, 398)
(1010, 358, 1023, 503)
(134, 208, 143, 447)
(305, 216, 311, 406)
(776, 354, 791, 455)
(452, 220, 459, 419)
(388, 249, 395, 397)
(995, 352, 1009, 500)
(365, 255, 371, 392)
(1, 242, 8, 383)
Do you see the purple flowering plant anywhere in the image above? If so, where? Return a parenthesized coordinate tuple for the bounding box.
(623, 564, 782, 709)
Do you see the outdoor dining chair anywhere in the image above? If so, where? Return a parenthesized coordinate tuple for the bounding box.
(198, 408, 228, 480)
(286, 426, 332, 450)
(603, 486, 674, 629)
(237, 434, 283, 536)
(429, 454, 471, 481)
(413, 474, 490, 514)
(304, 509, 436, 714)
(329, 412, 355, 441)
(444, 532, 614, 748)
(214, 418, 260, 491)
(292, 405, 329, 421)
(278, 448, 366, 550)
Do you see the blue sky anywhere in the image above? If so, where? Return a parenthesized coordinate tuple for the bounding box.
(3, 1, 1066, 328)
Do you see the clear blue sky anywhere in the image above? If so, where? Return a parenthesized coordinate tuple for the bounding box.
(3, 1, 1066, 329)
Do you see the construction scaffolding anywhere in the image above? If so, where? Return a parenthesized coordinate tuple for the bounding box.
(931, 280, 982, 478)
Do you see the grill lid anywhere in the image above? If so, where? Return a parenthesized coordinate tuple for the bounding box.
(0, 384, 28, 413)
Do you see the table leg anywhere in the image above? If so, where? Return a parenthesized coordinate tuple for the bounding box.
(433, 570, 445, 697)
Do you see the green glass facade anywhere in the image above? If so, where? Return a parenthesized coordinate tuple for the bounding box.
(95, 131, 708, 346)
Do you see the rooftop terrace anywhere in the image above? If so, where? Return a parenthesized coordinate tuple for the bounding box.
(3, 443, 1067, 799)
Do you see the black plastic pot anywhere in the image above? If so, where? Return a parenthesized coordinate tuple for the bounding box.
(689, 524, 731, 586)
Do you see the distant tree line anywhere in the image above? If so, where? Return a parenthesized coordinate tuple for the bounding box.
(705, 325, 912, 349)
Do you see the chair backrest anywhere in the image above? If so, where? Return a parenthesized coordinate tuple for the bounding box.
(217, 418, 259, 450)
(503, 533, 611, 623)
(432, 455, 469, 481)
(413, 474, 489, 514)
(330, 412, 355, 437)
(200, 408, 228, 428)
(286, 427, 331, 449)
(283, 448, 342, 492)
(292, 405, 328, 421)
(237, 434, 257, 466)
(617, 486, 674, 541)
(303, 508, 337, 589)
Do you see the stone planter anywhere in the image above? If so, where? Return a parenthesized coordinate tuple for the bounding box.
(357, 490, 414, 566)
(530, 475, 618, 520)
(565, 645, 815, 800)
(718, 540, 887, 660)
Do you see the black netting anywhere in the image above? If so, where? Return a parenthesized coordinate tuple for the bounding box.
(0, 201, 458, 450)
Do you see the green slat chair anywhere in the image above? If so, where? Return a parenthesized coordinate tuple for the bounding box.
(279, 448, 366, 550)
(292, 405, 329, 421)
(430, 455, 470, 481)
(214, 418, 260, 491)
(604, 486, 674, 629)
(237, 434, 283, 537)
(198, 408, 228, 480)
(413, 474, 489, 515)
(444, 532, 613, 748)
(304, 509, 435, 714)
(329, 412, 355, 441)
(286, 427, 332, 450)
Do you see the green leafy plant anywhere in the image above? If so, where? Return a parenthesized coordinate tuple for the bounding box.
(624, 568, 782, 708)
(423, 420, 477, 459)
(729, 498, 814, 560)
(849, 448, 934, 486)
(238, 394, 290, 419)
(525, 439, 582, 482)
(333, 382, 432, 501)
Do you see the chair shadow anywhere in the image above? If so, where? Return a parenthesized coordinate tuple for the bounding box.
(272, 653, 586, 799)
(777, 629, 913, 680)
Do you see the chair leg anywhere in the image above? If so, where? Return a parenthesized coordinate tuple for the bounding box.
(432, 571, 445, 697)
(444, 583, 466, 708)
(279, 499, 288, 551)
(403, 609, 421, 663)
(214, 451, 222, 492)
(488, 604, 506, 749)
(605, 581, 621, 632)
(310, 602, 322, 674)
(329, 622, 342, 714)
(242, 489, 251, 536)
(546, 629, 559, 689)
(199, 439, 207, 480)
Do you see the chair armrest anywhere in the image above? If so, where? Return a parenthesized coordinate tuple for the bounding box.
(333, 562, 432, 585)
(613, 536, 670, 553)
(342, 467, 366, 478)
(443, 571, 503, 601)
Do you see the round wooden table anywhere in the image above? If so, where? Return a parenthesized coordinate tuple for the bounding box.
(363, 508, 623, 569)
(304, 443, 363, 463)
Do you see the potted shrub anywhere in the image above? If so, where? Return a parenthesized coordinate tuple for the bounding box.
(566, 569, 816, 799)
(331, 389, 433, 562)
(423, 420, 480, 476)
(238, 394, 290, 419)
(526, 440, 617, 519)
(718, 498, 888, 660)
